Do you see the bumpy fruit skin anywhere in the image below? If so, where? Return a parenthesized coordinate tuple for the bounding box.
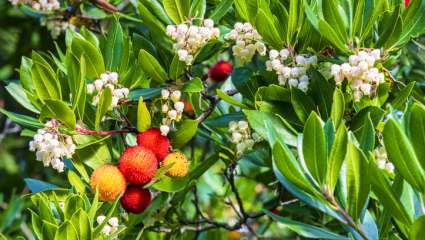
(120, 186, 152, 214)
(209, 60, 233, 82)
(119, 146, 158, 185)
(162, 151, 189, 177)
(90, 165, 127, 201)
(137, 128, 170, 161)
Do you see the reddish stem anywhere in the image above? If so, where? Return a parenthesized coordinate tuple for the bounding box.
(76, 127, 135, 135)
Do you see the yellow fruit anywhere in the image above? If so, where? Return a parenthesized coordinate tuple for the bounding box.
(162, 151, 189, 177)
(90, 164, 127, 201)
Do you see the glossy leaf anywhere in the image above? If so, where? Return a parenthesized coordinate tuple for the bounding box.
(303, 112, 327, 184)
(383, 118, 425, 192)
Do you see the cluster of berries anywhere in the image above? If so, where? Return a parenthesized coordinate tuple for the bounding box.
(41, 18, 75, 39)
(330, 49, 384, 101)
(87, 72, 129, 109)
(97, 216, 119, 236)
(90, 128, 189, 214)
(29, 120, 75, 172)
(9, 0, 60, 11)
(374, 146, 395, 174)
(160, 89, 184, 136)
(265, 49, 317, 92)
(228, 121, 261, 156)
(166, 19, 220, 65)
(224, 22, 266, 65)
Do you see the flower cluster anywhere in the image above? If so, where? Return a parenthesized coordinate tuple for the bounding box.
(166, 19, 220, 65)
(29, 120, 76, 173)
(266, 49, 317, 92)
(224, 22, 266, 65)
(41, 18, 75, 39)
(228, 121, 261, 155)
(374, 146, 395, 174)
(331, 49, 384, 101)
(87, 72, 129, 109)
(160, 89, 185, 136)
(9, 0, 60, 11)
(97, 216, 119, 236)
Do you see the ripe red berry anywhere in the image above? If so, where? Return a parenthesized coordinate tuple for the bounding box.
(118, 146, 158, 185)
(405, 0, 410, 7)
(137, 128, 171, 161)
(120, 186, 152, 214)
(209, 60, 233, 82)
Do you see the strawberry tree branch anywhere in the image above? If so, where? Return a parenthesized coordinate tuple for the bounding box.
(196, 88, 238, 123)
(75, 126, 137, 135)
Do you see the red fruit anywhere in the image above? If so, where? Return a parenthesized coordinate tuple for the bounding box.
(405, 0, 410, 7)
(120, 186, 152, 214)
(182, 99, 194, 114)
(209, 60, 233, 82)
(119, 146, 158, 185)
(137, 128, 170, 161)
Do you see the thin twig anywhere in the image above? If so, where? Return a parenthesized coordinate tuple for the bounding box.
(196, 89, 238, 123)
(75, 127, 137, 135)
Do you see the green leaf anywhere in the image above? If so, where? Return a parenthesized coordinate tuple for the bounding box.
(326, 125, 348, 194)
(137, 97, 151, 132)
(0, 108, 43, 129)
(358, 113, 375, 153)
(169, 119, 198, 148)
(255, 9, 283, 48)
(384, 118, 425, 192)
(138, 49, 168, 83)
(74, 142, 111, 170)
(5, 82, 40, 113)
(331, 88, 345, 128)
(182, 77, 204, 93)
(31, 52, 61, 101)
(244, 110, 297, 146)
(303, 112, 327, 184)
(54, 221, 78, 240)
(273, 141, 320, 197)
(407, 103, 425, 170)
(318, 19, 349, 53)
(128, 88, 162, 100)
(71, 37, 105, 79)
(309, 70, 334, 119)
(95, 88, 112, 130)
(169, 54, 185, 80)
(40, 99, 77, 129)
(64, 195, 85, 220)
(232, 67, 258, 100)
(255, 85, 291, 102)
(105, 15, 124, 71)
(264, 209, 350, 239)
(190, 0, 205, 18)
(410, 215, 425, 240)
(152, 176, 188, 192)
(369, 162, 412, 225)
(67, 171, 86, 193)
(216, 89, 248, 109)
(163, 0, 190, 23)
(208, 0, 233, 21)
(345, 138, 370, 221)
(65, 54, 87, 120)
(291, 88, 316, 123)
(391, 81, 415, 110)
(287, 0, 299, 44)
(70, 209, 91, 240)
